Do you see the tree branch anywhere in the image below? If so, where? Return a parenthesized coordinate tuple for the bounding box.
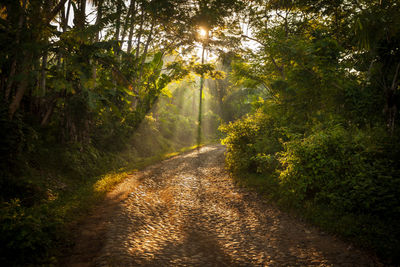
(47, 0, 69, 24)
(241, 35, 285, 79)
(391, 61, 400, 91)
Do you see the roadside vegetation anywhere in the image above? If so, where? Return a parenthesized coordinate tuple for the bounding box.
(220, 1, 400, 263)
(0, 0, 238, 264)
(0, 93, 214, 266)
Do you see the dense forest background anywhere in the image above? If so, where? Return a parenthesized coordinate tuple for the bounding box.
(1, 0, 400, 265)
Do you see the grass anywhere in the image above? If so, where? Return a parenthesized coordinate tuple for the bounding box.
(52, 143, 204, 225)
(123, 144, 202, 171)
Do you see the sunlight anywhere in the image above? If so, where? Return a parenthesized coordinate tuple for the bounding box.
(199, 27, 208, 38)
(129, 74, 208, 158)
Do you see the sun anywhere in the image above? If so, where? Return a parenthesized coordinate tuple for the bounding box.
(199, 28, 208, 38)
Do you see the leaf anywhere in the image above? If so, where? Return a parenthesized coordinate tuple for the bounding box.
(151, 52, 163, 67)
(160, 87, 172, 98)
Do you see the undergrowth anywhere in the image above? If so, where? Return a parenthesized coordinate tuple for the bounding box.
(221, 111, 400, 264)
(0, 142, 203, 266)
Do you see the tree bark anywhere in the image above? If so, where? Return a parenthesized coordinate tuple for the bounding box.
(114, 0, 122, 54)
(127, 1, 137, 54)
(137, 20, 154, 89)
(74, 0, 86, 30)
(5, 0, 27, 102)
(135, 8, 145, 61)
(92, 0, 103, 88)
(9, 54, 33, 119)
(122, 0, 135, 46)
(40, 48, 48, 97)
(41, 99, 55, 126)
(387, 62, 400, 133)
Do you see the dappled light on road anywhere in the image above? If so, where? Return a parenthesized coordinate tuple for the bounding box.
(95, 145, 379, 266)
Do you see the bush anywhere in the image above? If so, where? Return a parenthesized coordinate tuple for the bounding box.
(222, 115, 400, 261)
(278, 125, 400, 218)
(0, 199, 61, 266)
(220, 110, 283, 175)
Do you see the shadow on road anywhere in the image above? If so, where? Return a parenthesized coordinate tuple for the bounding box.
(74, 145, 381, 266)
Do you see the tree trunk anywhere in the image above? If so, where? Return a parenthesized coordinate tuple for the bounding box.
(136, 21, 154, 89)
(135, 8, 145, 61)
(127, 1, 137, 54)
(197, 44, 206, 145)
(40, 49, 48, 97)
(114, 0, 122, 54)
(57, 0, 71, 71)
(74, 0, 86, 30)
(5, 0, 27, 102)
(9, 54, 33, 119)
(386, 62, 400, 133)
(64, 0, 71, 32)
(91, 0, 103, 88)
(122, 0, 135, 46)
(41, 99, 55, 126)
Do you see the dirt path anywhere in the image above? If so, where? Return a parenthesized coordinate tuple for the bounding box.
(64, 145, 383, 266)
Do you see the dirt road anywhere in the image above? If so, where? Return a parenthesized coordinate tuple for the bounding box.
(65, 145, 382, 266)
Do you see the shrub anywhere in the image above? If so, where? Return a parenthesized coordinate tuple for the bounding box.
(0, 199, 61, 266)
(222, 116, 400, 260)
(220, 110, 283, 175)
(277, 125, 400, 218)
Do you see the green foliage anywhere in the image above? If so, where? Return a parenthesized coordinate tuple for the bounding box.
(278, 125, 400, 216)
(223, 10, 400, 264)
(223, 118, 400, 261)
(0, 199, 61, 266)
(220, 110, 283, 174)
